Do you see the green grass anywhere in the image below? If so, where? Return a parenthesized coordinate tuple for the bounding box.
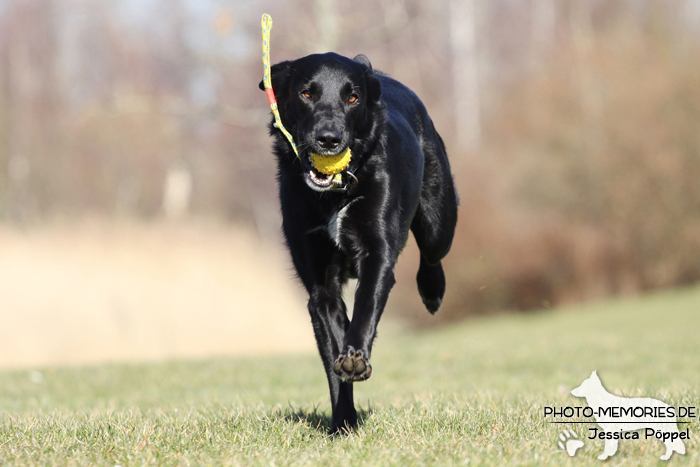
(2, 287, 700, 466)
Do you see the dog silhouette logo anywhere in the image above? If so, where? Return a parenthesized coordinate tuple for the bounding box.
(571, 370, 686, 461)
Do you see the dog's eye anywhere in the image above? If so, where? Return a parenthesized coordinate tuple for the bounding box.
(301, 90, 312, 99)
(348, 94, 359, 104)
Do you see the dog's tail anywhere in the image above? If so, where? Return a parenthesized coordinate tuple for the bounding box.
(416, 256, 445, 314)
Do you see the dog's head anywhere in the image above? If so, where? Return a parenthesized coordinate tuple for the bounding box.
(570, 370, 603, 398)
(259, 53, 382, 191)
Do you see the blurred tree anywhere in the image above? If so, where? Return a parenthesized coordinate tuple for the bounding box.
(449, 0, 481, 152)
(531, 0, 556, 69)
(1, 0, 699, 318)
(1, 0, 61, 221)
(314, 0, 339, 52)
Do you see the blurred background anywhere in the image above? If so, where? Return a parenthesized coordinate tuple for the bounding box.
(1, 0, 700, 368)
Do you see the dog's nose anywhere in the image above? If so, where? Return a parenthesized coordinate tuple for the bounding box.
(316, 129, 342, 150)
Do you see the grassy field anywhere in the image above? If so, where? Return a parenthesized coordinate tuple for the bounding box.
(1, 286, 699, 466)
(0, 221, 315, 369)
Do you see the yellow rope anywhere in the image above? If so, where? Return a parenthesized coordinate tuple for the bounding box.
(261, 14, 350, 188)
(261, 14, 299, 157)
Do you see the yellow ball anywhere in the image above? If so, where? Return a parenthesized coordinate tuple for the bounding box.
(310, 148, 352, 175)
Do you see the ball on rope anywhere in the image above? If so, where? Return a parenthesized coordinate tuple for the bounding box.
(310, 148, 352, 175)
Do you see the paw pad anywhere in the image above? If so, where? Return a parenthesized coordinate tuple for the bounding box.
(333, 346, 372, 382)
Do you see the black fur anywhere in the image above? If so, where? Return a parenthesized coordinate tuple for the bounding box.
(259, 53, 458, 434)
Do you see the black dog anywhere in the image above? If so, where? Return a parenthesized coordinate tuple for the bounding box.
(259, 53, 458, 433)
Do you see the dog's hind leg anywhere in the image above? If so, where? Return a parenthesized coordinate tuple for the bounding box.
(411, 127, 458, 314)
(661, 431, 686, 460)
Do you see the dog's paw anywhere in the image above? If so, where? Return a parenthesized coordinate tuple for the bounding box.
(557, 429, 584, 457)
(333, 346, 372, 382)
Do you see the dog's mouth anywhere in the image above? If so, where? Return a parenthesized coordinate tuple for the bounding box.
(302, 148, 352, 191)
(305, 166, 335, 189)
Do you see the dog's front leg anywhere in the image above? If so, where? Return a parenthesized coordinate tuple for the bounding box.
(307, 284, 357, 434)
(598, 436, 618, 460)
(294, 237, 358, 434)
(333, 242, 396, 383)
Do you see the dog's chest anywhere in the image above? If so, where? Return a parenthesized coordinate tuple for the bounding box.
(326, 197, 361, 247)
(327, 206, 348, 247)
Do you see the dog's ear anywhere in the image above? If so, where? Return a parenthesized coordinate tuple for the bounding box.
(259, 60, 294, 100)
(353, 54, 381, 104)
(366, 74, 381, 104)
(353, 54, 373, 71)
